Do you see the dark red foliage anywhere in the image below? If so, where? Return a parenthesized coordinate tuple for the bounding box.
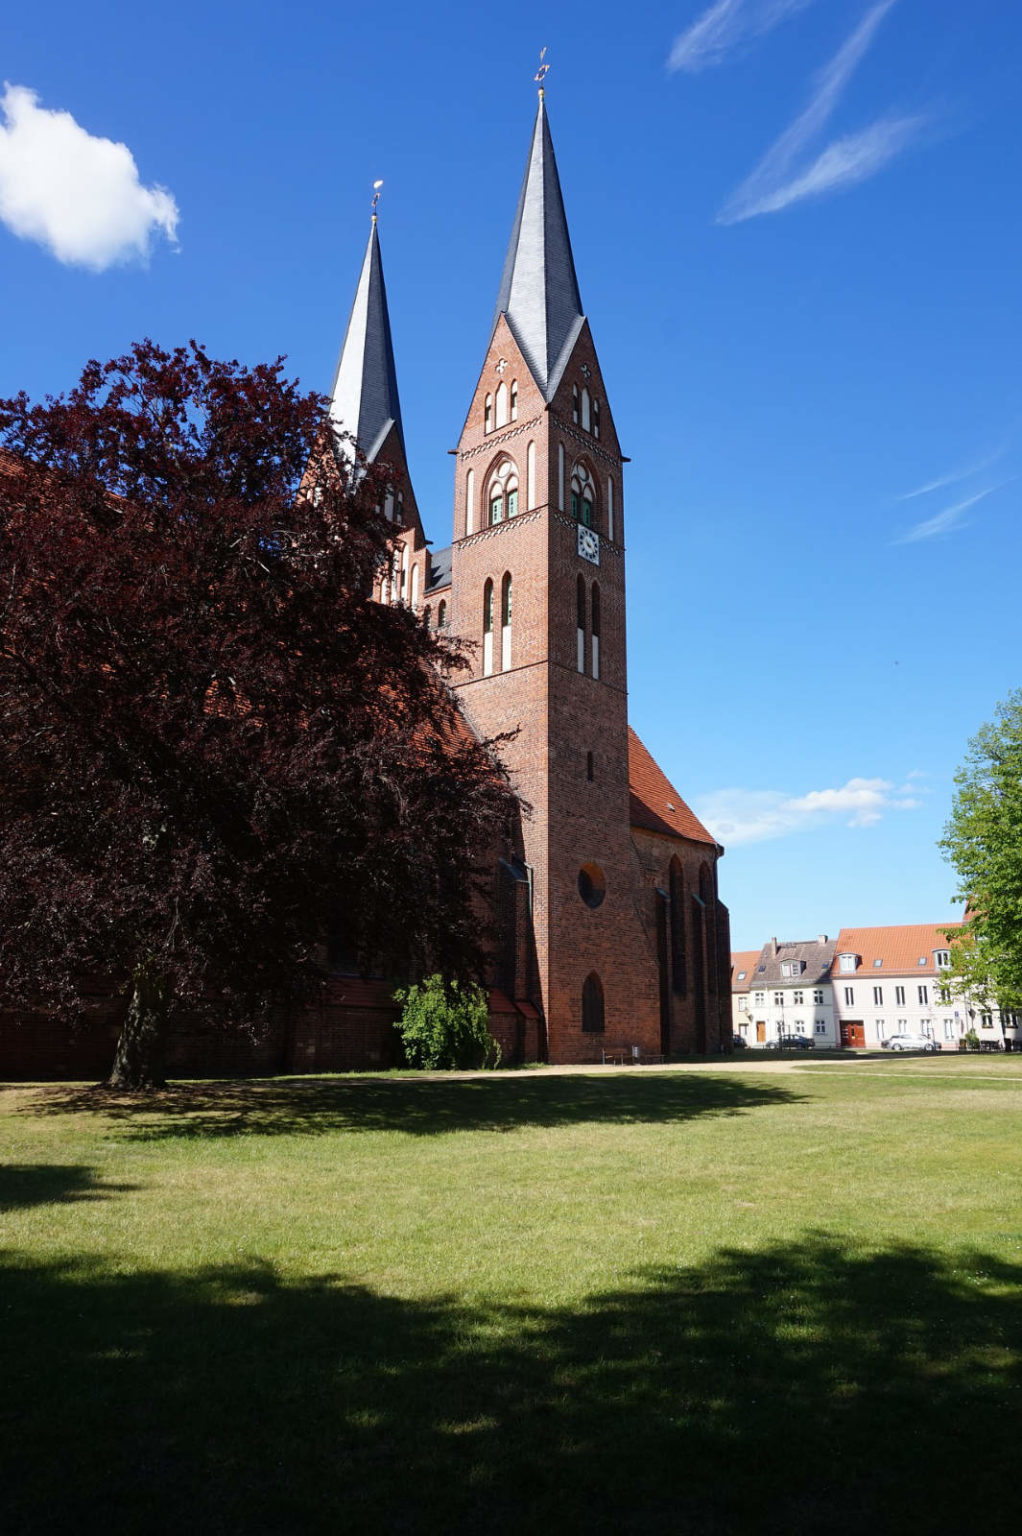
(0, 341, 515, 1064)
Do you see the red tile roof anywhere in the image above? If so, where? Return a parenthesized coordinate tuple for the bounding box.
(628, 727, 718, 846)
(730, 950, 762, 991)
(829, 924, 962, 979)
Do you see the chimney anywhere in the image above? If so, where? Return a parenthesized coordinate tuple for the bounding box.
(770, 937, 778, 956)
(818, 934, 828, 945)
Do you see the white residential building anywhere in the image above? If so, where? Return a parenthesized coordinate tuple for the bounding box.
(732, 937, 837, 1048)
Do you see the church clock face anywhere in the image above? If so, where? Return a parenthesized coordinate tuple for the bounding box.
(577, 523, 600, 565)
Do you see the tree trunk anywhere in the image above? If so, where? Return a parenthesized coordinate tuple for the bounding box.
(107, 962, 170, 1090)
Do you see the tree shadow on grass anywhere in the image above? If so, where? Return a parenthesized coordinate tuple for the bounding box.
(1, 1234, 1020, 1535)
(28, 1072, 806, 1141)
(0, 1163, 136, 1211)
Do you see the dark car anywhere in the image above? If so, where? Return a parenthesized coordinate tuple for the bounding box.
(766, 1033, 815, 1050)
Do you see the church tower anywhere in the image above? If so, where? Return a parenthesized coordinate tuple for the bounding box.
(448, 92, 664, 1060)
(330, 211, 430, 611)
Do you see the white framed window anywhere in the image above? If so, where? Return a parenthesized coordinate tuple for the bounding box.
(873, 987, 883, 1005)
(895, 986, 905, 1005)
(781, 960, 804, 978)
(918, 985, 929, 1006)
(873, 958, 883, 969)
(792, 991, 804, 1006)
(839, 954, 857, 972)
(482, 580, 494, 676)
(773, 992, 783, 1007)
(813, 990, 824, 1005)
(410, 563, 419, 610)
(875, 1020, 885, 1037)
(934, 950, 950, 968)
(500, 572, 512, 671)
(754, 992, 765, 1006)
(943, 1018, 954, 1040)
(981, 1012, 993, 1030)
(844, 987, 854, 1006)
(814, 1020, 826, 1035)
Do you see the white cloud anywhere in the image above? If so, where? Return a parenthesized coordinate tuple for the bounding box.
(718, 1, 926, 224)
(0, 84, 179, 270)
(693, 775, 922, 846)
(893, 485, 1003, 545)
(668, 0, 815, 75)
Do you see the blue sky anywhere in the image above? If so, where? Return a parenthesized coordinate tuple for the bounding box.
(2, 0, 1020, 948)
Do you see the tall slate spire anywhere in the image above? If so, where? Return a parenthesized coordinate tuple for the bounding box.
(330, 219, 404, 462)
(493, 94, 585, 401)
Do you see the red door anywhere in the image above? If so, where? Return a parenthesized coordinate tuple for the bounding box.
(841, 1020, 865, 1049)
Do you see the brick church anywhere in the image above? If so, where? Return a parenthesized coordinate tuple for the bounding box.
(0, 91, 732, 1081)
(327, 89, 732, 1065)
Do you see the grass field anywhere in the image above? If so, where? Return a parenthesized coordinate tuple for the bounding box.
(2, 1056, 1022, 1533)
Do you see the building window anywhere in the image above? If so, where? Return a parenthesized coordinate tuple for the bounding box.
(844, 987, 854, 1006)
(873, 958, 883, 968)
(484, 393, 493, 433)
(581, 386, 591, 432)
(814, 1020, 826, 1035)
(813, 990, 823, 1005)
(490, 492, 502, 526)
(895, 986, 906, 1005)
(466, 468, 475, 535)
(582, 971, 605, 1033)
(781, 960, 804, 978)
(593, 399, 601, 439)
(839, 953, 858, 972)
(754, 992, 765, 1006)
(793, 991, 804, 1006)
(873, 987, 883, 1006)
(501, 572, 512, 670)
(576, 575, 586, 674)
(875, 1020, 886, 1038)
(558, 443, 565, 511)
(410, 563, 419, 610)
(773, 992, 783, 1007)
(510, 380, 518, 421)
(918, 985, 929, 1006)
(487, 460, 519, 526)
(495, 381, 508, 428)
(423, 605, 431, 629)
(527, 441, 536, 509)
(943, 1018, 955, 1040)
(981, 1012, 993, 1030)
(571, 464, 596, 530)
(591, 582, 601, 679)
(606, 476, 614, 541)
(934, 950, 950, 968)
(396, 491, 404, 524)
(437, 599, 447, 629)
(572, 385, 580, 424)
(670, 858, 686, 996)
(482, 579, 494, 676)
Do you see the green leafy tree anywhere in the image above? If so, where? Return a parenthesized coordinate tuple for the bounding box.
(393, 975, 500, 1071)
(940, 690, 1022, 1010)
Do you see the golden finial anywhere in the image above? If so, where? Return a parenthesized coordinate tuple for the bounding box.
(535, 46, 550, 97)
(371, 179, 383, 222)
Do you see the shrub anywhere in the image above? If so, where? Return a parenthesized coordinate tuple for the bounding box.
(393, 975, 500, 1070)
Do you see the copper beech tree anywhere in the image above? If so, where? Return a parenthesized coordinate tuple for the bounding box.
(0, 342, 515, 1089)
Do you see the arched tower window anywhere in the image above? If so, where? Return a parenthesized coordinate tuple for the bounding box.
(571, 464, 596, 529)
(399, 543, 408, 603)
(572, 384, 580, 424)
(669, 858, 686, 996)
(495, 381, 508, 428)
(487, 458, 518, 525)
(438, 599, 447, 629)
(466, 468, 475, 536)
(396, 490, 404, 525)
(593, 399, 601, 440)
(501, 572, 512, 670)
(576, 574, 586, 675)
(482, 579, 494, 676)
(510, 380, 518, 421)
(484, 394, 493, 433)
(383, 488, 395, 521)
(582, 972, 605, 1034)
(581, 387, 591, 432)
(424, 605, 432, 629)
(527, 441, 536, 509)
(410, 563, 419, 610)
(591, 582, 601, 680)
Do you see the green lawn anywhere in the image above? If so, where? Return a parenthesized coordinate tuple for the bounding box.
(2, 1057, 1021, 1534)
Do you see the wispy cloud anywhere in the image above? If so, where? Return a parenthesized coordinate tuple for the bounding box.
(897, 439, 1012, 500)
(893, 485, 1003, 545)
(718, 1, 926, 224)
(0, 83, 178, 270)
(694, 775, 922, 846)
(668, 0, 815, 74)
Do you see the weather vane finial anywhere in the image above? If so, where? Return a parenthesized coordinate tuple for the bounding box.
(371, 180, 384, 221)
(534, 46, 550, 96)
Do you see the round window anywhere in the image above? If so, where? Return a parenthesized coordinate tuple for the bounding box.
(578, 863, 606, 909)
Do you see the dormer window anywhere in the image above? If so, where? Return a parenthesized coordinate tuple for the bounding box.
(570, 464, 596, 529)
(484, 394, 493, 433)
(781, 960, 805, 978)
(934, 950, 951, 969)
(838, 953, 858, 973)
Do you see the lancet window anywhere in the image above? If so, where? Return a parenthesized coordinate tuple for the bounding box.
(487, 459, 519, 525)
(570, 464, 596, 529)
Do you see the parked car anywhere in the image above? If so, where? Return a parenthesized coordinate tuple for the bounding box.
(882, 1033, 939, 1053)
(766, 1033, 814, 1050)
